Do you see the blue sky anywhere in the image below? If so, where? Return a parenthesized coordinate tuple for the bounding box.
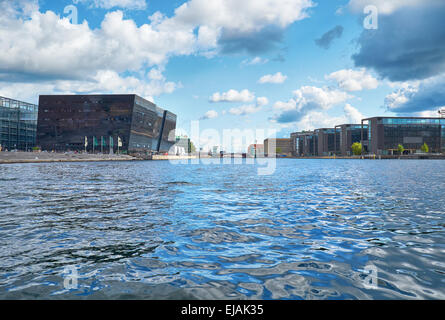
(1, 0, 445, 151)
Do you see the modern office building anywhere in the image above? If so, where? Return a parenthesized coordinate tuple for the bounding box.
(264, 138, 291, 157)
(304, 133, 318, 156)
(315, 128, 340, 156)
(290, 131, 315, 156)
(37, 94, 176, 153)
(334, 124, 369, 156)
(0, 96, 38, 151)
(361, 117, 445, 155)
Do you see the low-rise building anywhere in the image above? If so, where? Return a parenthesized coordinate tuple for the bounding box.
(264, 138, 291, 157)
(361, 117, 445, 155)
(334, 124, 369, 156)
(315, 128, 340, 156)
(37, 94, 176, 154)
(0, 96, 38, 151)
(290, 131, 315, 156)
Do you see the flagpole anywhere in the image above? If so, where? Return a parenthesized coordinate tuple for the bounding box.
(117, 136, 122, 155)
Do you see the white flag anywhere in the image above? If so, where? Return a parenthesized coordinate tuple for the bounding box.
(118, 137, 122, 147)
(84, 136, 88, 147)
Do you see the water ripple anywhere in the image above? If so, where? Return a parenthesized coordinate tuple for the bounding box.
(0, 159, 445, 299)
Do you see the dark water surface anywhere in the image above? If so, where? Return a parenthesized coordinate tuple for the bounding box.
(0, 159, 444, 299)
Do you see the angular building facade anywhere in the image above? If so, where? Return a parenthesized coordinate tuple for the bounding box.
(334, 124, 368, 156)
(291, 131, 315, 156)
(37, 94, 176, 153)
(361, 117, 445, 155)
(0, 96, 38, 151)
(315, 128, 340, 156)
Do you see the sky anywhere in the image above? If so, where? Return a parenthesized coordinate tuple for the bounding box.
(1, 0, 445, 151)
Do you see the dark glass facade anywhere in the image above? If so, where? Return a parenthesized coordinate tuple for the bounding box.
(315, 128, 340, 156)
(159, 111, 177, 152)
(335, 124, 368, 156)
(291, 131, 315, 156)
(0, 96, 38, 151)
(303, 134, 317, 156)
(37, 94, 176, 153)
(361, 117, 445, 155)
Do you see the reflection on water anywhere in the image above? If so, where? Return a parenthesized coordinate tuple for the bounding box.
(0, 159, 445, 299)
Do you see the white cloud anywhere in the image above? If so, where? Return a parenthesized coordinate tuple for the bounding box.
(273, 99, 297, 111)
(173, 0, 314, 33)
(256, 97, 269, 107)
(200, 110, 219, 120)
(80, 0, 147, 10)
(241, 57, 269, 66)
(325, 69, 379, 91)
(209, 89, 255, 103)
(0, 0, 315, 79)
(223, 96, 267, 117)
(0, 9, 196, 79)
(0, 0, 315, 100)
(293, 111, 346, 130)
(292, 86, 352, 110)
(228, 104, 261, 116)
(258, 72, 287, 84)
(415, 110, 443, 118)
(343, 103, 364, 123)
(196, 25, 220, 51)
(384, 88, 414, 112)
(384, 74, 445, 113)
(0, 0, 38, 17)
(272, 86, 352, 123)
(0, 69, 179, 104)
(288, 104, 365, 132)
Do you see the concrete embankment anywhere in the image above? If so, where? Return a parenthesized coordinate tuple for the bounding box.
(286, 155, 445, 160)
(152, 155, 198, 160)
(0, 152, 138, 164)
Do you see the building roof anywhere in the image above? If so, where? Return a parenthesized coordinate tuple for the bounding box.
(362, 116, 443, 120)
(264, 138, 291, 141)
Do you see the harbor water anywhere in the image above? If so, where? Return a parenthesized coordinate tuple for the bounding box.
(0, 159, 444, 299)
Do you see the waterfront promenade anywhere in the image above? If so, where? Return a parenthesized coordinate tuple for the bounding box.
(0, 151, 137, 164)
(0, 151, 201, 164)
(2, 151, 444, 164)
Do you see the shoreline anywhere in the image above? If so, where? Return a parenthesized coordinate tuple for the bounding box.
(2, 152, 445, 164)
(0, 151, 139, 165)
(0, 158, 140, 164)
(0, 152, 202, 164)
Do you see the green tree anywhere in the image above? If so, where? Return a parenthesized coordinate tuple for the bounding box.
(276, 147, 282, 154)
(421, 143, 429, 153)
(351, 142, 363, 156)
(397, 144, 405, 155)
(189, 141, 196, 153)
